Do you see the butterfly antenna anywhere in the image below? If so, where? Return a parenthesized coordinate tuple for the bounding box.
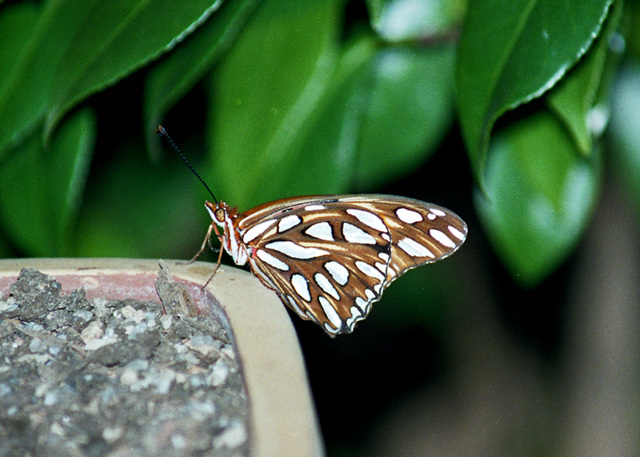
(156, 125, 218, 204)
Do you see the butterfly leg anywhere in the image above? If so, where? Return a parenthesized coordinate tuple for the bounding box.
(200, 224, 225, 289)
(201, 244, 224, 289)
(179, 222, 216, 266)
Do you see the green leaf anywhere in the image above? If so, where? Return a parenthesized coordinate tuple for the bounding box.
(144, 0, 259, 159)
(0, 108, 96, 256)
(627, 1, 640, 58)
(48, 109, 96, 254)
(0, 0, 95, 156)
(265, 34, 374, 197)
(367, 0, 464, 42)
(207, 0, 460, 209)
(0, 136, 50, 255)
(45, 0, 225, 138)
(354, 45, 455, 189)
(546, 0, 622, 155)
(0, 0, 222, 155)
(74, 139, 204, 258)
(207, 0, 344, 209)
(456, 0, 613, 182)
(0, 3, 40, 93)
(475, 109, 601, 286)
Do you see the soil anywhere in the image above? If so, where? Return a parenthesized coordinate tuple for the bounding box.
(0, 268, 248, 457)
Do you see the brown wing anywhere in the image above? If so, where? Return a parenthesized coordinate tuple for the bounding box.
(235, 195, 467, 336)
(338, 196, 467, 284)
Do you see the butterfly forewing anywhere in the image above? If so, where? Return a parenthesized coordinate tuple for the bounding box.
(230, 195, 467, 336)
(338, 197, 467, 284)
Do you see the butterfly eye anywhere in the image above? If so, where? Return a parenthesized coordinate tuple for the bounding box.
(215, 208, 226, 223)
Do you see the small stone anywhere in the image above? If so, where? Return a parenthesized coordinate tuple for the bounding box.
(213, 419, 247, 449)
(209, 359, 229, 387)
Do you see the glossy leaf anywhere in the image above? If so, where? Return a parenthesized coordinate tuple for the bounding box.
(0, 108, 95, 256)
(456, 0, 613, 182)
(48, 109, 96, 254)
(367, 0, 464, 42)
(0, 137, 51, 256)
(354, 45, 455, 188)
(207, 0, 343, 208)
(0, 0, 95, 155)
(0, 3, 40, 94)
(207, 0, 461, 210)
(74, 140, 204, 258)
(144, 0, 259, 158)
(475, 109, 601, 286)
(45, 0, 224, 138)
(0, 0, 222, 155)
(259, 34, 375, 199)
(546, 0, 622, 155)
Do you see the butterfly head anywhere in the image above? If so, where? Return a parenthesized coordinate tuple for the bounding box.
(205, 201, 239, 227)
(204, 200, 249, 266)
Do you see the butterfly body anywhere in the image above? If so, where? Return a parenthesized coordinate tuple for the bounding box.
(202, 194, 467, 337)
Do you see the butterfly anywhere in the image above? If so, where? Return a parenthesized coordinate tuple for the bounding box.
(157, 127, 467, 336)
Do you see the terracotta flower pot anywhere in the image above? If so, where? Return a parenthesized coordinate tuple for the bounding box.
(0, 258, 323, 457)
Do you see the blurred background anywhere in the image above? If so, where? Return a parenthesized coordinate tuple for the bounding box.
(1, 0, 639, 455)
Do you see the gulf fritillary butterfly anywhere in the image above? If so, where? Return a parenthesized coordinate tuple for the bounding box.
(158, 126, 467, 336)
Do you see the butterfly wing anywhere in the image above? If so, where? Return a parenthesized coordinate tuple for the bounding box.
(338, 196, 467, 284)
(235, 195, 467, 336)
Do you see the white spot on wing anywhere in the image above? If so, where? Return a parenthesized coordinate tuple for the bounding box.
(305, 204, 326, 211)
(378, 252, 390, 262)
(291, 274, 311, 301)
(305, 222, 334, 241)
(343, 223, 376, 244)
(242, 219, 276, 243)
(324, 261, 349, 286)
(286, 295, 306, 318)
(256, 250, 289, 271)
(396, 207, 423, 224)
(355, 261, 385, 282)
(448, 225, 466, 241)
(429, 229, 456, 248)
(324, 323, 339, 334)
(427, 213, 437, 221)
(430, 208, 447, 217)
(314, 273, 340, 300)
(375, 262, 387, 273)
(319, 296, 341, 329)
(278, 214, 302, 233)
(398, 237, 435, 258)
(346, 209, 387, 232)
(346, 306, 363, 330)
(355, 296, 369, 313)
(265, 241, 328, 259)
